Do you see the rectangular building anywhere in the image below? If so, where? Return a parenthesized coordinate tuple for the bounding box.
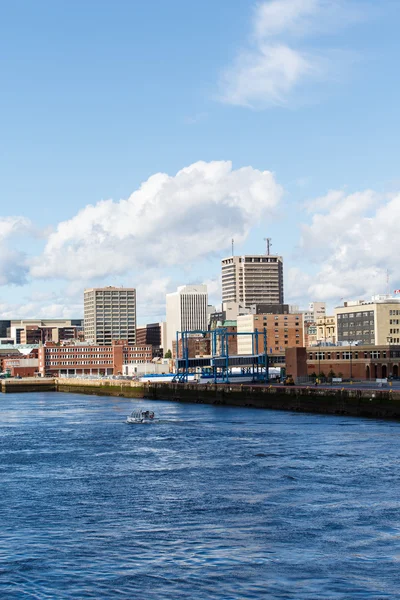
(84, 287, 136, 345)
(166, 285, 208, 353)
(335, 297, 400, 346)
(8, 319, 83, 345)
(38, 340, 152, 377)
(306, 344, 400, 380)
(172, 335, 211, 359)
(237, 313, 303, 355)
(136, 322, 165, 358)
(221, 254, 284, 307)
(316, 315, 336, 344)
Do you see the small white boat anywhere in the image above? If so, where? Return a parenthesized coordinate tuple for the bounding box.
(126, 409, 155, 424)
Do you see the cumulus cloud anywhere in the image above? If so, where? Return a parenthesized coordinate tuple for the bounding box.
(0, 217, 34, 286)
(0, 291, 83, 320)
(218, 0, 360, 109)
(295, 190, 400, 303)
(30, 160, 282, 280)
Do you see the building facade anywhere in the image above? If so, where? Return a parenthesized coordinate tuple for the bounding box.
(306, 344, 400, 380)
(250, 303, 290, 315)
(84, 287, 136, 345)
(6, 319, 83, 345)
(300, 302, 326, 324)
(38, 340, 152, 377)
(221, 255, 284, 308)
(304, 322, 317, 346)
(316, 315, 336, 344)
(166, 285, 208, 353)
(136, 322, 166, 358)
(335, 297, 400, 346)
(172, 335, 211, 359)
(3, 356, 39, 377)
(209, 314, 238, 356)
(237, 313, 303, 355)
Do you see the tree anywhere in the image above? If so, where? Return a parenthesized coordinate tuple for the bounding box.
(328, 369, 336, 379)
(164, 349, 172, 359)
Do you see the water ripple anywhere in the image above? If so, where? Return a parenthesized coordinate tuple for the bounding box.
(0, 392, 399, 598)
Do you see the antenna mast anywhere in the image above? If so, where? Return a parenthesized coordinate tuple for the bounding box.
(264, 237, 272, 255)
(232, 238, 234, 256)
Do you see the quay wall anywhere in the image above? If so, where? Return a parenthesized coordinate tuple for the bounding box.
(2, 378, 400, 420)
(1, 378, 57, 393)
(56, 378, 145, 398)
(144, 383, 400, 420)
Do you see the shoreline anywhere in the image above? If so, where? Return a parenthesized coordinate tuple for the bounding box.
(1, 377, 400, 420)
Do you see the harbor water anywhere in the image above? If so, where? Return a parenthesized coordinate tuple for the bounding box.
(0, 392, 399, 599)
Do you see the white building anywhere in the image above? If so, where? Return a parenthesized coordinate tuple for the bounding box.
(123, 359, 171, 377)
(84, 287, 136, 345)
(221, 254, 284, 308)
(165, 284, 208, 352)
(297, 302, 326, 324)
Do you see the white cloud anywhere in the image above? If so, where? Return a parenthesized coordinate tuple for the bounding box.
(0, 294, 83, 320)
(218, 0, 359, 109)
(220, 44, 316, 108)
(0, 217, 34, 286)
(294, 190, 400, 304)
(30, 160, 282, 280)
(136, 276, 172, 322)
(254, 0, 319, 39)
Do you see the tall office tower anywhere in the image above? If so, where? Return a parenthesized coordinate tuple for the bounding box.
(84, 287, 136, 345)
(221, 255, 284, 309)
(165, 284, 208, 353)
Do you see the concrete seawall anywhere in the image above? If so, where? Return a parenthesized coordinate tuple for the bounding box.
(57, 378, 145, 398)
(2, 378, 400, 420)
(143, 382, 400, 420)
(1, 378, 57, 393)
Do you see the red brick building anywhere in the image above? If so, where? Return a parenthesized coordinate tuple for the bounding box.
(2, 350, 39, 377)
(306, 344, 400, 379)
(38, 340, 153, 377)
(237, 313, 304, 354)
(172, 336, 211, 359)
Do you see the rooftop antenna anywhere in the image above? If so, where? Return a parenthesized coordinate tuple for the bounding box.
(232, 238, 234, 256)
(264, 237, 272, 255)
(387, 269, 390, 296)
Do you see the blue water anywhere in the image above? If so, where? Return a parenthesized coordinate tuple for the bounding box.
(1, 393, 400, 599)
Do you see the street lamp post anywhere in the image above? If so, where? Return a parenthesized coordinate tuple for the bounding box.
(318, 342, 321, 378)
(349, 340, 353, 380)
(387, 336, 392, 378)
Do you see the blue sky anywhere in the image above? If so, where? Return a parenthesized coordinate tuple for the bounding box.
(1, 0, 400, 322)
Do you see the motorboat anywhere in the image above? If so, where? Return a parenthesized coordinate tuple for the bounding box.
(126, 409, 155, 424)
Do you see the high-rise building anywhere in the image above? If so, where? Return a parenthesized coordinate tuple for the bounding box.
(84, 287, 136, 345)
(221, 255, 284, 308)
(165, 284, 208, 353)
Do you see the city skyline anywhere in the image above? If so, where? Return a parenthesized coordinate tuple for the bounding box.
(1, 0, 400, 323)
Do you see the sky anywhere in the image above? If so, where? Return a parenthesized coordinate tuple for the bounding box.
(1, 0, 400, 323)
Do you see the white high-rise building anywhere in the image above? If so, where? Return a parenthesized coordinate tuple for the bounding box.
(84, 287, 136, 345)
(221, 255, 284, 308)
(165, 285, 208, 352)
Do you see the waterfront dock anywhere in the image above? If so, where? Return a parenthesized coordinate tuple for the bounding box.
(1, 377, 400, 420)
